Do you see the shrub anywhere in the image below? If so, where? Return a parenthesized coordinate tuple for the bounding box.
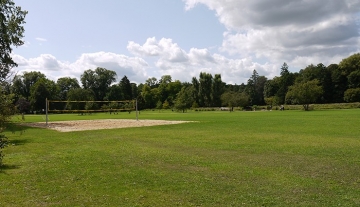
(0, 134, 7, 166)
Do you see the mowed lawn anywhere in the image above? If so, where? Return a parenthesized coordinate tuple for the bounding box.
(1, 110, 360, 206)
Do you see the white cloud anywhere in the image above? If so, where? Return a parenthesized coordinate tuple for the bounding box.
(12, 52, 149, 84)
(184, 0, 360, 69)
(35, 37, 47, 42)
(128, 37, 188, 63)
(127, 38, 274, 84)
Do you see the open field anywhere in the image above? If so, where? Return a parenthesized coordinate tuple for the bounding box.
(1, 110, 360, 206)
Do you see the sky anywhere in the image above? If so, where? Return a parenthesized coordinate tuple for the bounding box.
(11, 0, 360, 85)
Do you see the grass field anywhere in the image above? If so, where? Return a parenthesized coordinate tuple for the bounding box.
(1, 110, 360, 206)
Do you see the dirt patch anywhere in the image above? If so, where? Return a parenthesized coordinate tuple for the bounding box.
(22, 119, 192, 132)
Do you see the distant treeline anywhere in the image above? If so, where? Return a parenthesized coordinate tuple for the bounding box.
(6, 53, 360, 113)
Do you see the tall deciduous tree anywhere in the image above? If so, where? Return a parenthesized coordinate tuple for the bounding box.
(221, 91, 249, 111)
(56, 77, 80, 101)
(66, 88, 95, 110)
(328, 64, 347, 102)
(285, 80, 323, 111)
(174, 86, 194, 113)
(199, 72, 213, 107)
(212, 74, 225, 107)
(29, 78, 59, 111)
(1, 0, 27, 166)
(80, 67, 117, 101)
(11, 71, 46, 100)
(191, 77, 199, 106)
(0, 0, 27, 82)
(344, 88, 360, 102)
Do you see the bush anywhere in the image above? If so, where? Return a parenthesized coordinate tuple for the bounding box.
(0, 134, 7, 166)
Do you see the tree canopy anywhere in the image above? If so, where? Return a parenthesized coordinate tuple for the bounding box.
(0, 0, 27, 81)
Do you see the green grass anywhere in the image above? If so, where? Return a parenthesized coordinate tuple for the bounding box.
(1, 110, 360, 206)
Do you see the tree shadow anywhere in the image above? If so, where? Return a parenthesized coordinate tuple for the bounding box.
(8, 138, 30, 146)
(4, 122, 28, 134)
(0, 164, 20, 174)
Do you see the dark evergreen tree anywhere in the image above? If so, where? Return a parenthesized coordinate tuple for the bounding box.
(119, 75, 132, 100)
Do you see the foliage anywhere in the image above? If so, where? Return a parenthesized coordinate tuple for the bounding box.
(0, 0, 27, 166)
(56, 77, 80, 101)
(162, 100, 169, 109)
(11, 71, 46, 101)
(156, 100, 162, 111)
(344, 88, 360, 102)
(104, 85, 123, 101)
(0, 133, 7, 166)
(80, 67, 117, 101)
(286, 79, 323, 111)
(66, 88, 95, 110)
(212, 74, 225, 107)
(174, 86, 193, 112)
(29, 78, 59, 111)
(7, 52, 360, 112)
(221, 91, 249, 111)
(0, 0, 27, 81)
(198, 72, 213, 107)
(119, 75, 132, 100)
(15, 97, 30, 113)
(0, 88, 14, 166)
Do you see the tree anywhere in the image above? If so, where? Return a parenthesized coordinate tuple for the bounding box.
(15, 97, 30, 113)
(347, 70, 360, 89)
(141, 84, 157, 109)
(66, 88, 95, 110)
(191, 77, 199, 106)
(328, 64, 347, 102)
(221, 91, 249, 111)
(297, 63, 332, 103)
(131, 83, 138, 99)
(104, 85, 123, 101)
(29, 78, 59, 112)
(165, 80, 182, 106)
(198, 72, 213, 107)
(344, 88, 360, 102)
(162, 100, 170, 109)
(277, 63, 295, 104)
(212, 74, 225, 107)
(159, 75, 172, 84)
(80, 67, 117, 101)
(1, 0, 27, 166)
(145, 77, 158, 88)
(264, 77, 280, 101)
(156, 100, 163, 112)
(338, 53, 360, 76)
(0, 89, 14, 166)
(11, 71, 46, 100)
(119, 75, 132, 100)
(285, 80, 323, 111)
(0, 0, 27, 81)
(174, 86, 194, 113)
(56, 77, 80, 101)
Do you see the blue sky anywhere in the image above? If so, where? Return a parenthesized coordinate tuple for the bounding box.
(12, 0, 360, 84)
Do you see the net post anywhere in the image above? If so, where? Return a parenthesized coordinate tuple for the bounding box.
(46, 98, 48, 126)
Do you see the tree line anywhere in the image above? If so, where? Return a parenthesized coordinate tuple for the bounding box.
(2, 53, 359, 113)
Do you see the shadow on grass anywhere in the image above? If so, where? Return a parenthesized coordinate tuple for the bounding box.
(0, 164, 20, 174)
(4, 122, 28, 133)
(8, 138, 30, 146)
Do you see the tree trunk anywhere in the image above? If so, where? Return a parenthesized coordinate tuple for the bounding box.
(303, 104, 309, 111)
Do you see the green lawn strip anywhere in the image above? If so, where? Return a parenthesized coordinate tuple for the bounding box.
(1, 110, 360, 206)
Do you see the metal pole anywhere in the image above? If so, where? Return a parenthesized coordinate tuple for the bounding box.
(136, 99, 138, 121)
(45, 98, 48, 126)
